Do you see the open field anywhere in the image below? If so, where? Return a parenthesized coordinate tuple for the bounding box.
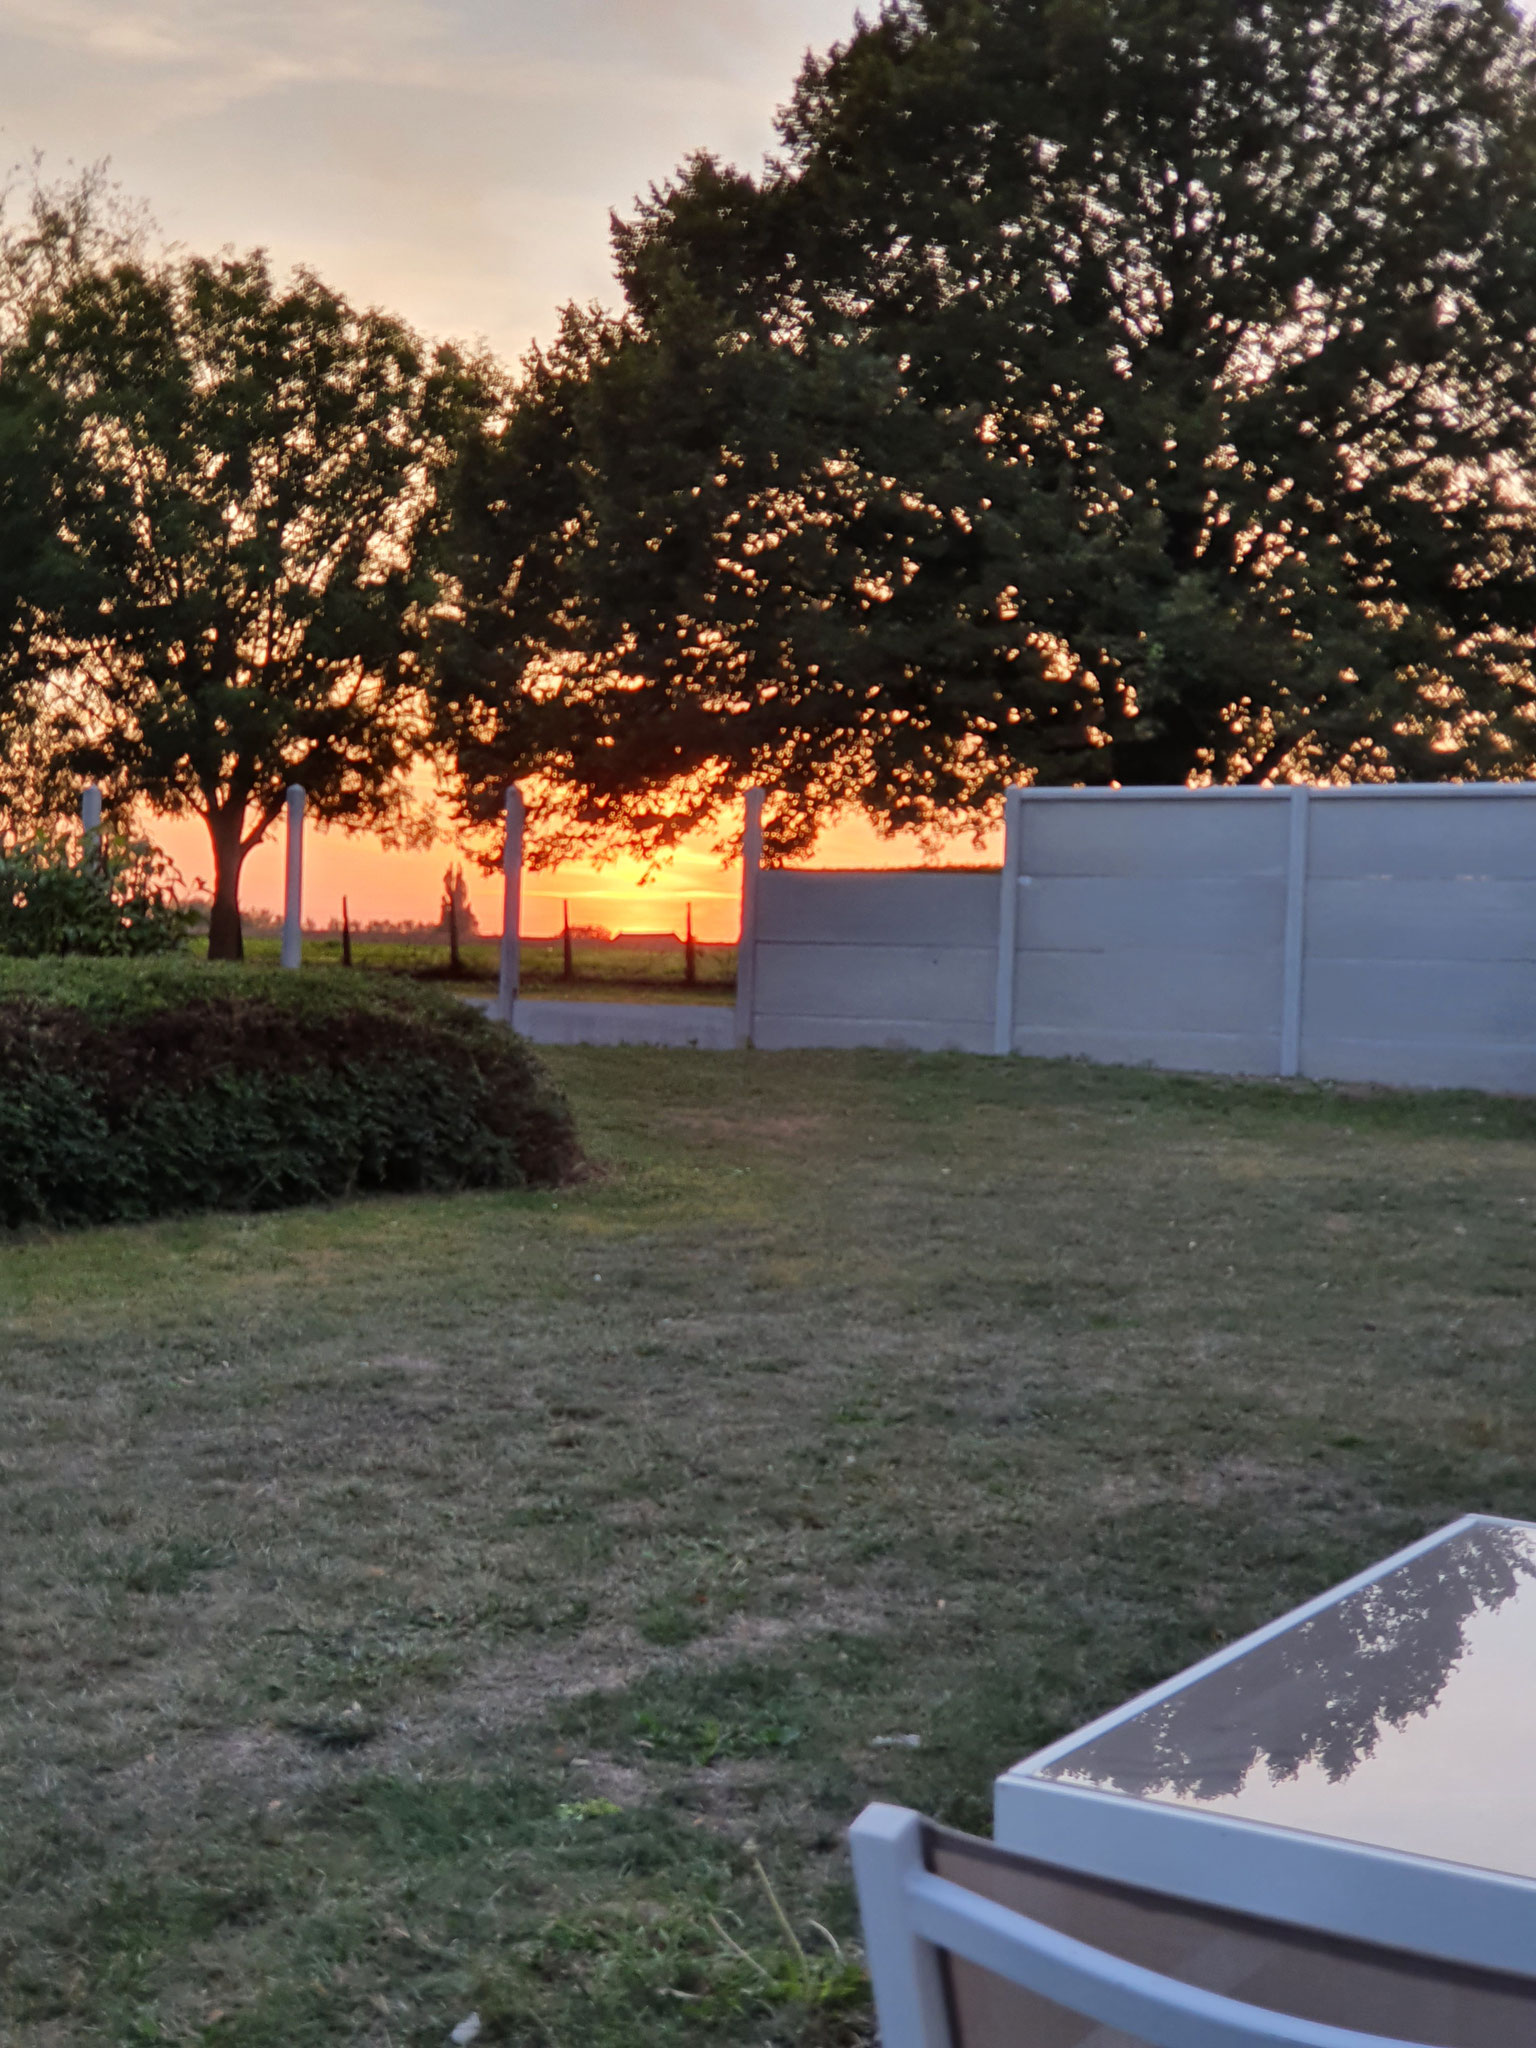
(216, 939, 738, 1003)
(5, 1049, 1536, 2046)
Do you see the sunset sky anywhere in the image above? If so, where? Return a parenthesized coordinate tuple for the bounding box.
(0, 1, 1001, 936)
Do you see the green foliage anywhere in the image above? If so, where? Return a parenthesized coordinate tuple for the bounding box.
(557, 1796, 624, 1822)
(0, 248, 492, 955)
(0, 961, 578, 1228)
(0, 164, 151, 837)
(633, 1707, 804, 1766)
(441, 0, 1536, 857)
(0, 158, 150, 350)
(110, 1539, 232, 1597)
(0, 825, 191, 956)
(480, 1892, 865, 2042)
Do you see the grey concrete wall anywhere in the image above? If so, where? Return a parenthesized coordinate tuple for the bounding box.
(1299, 793, 1536, 1092)
(485, 781, 1536, 1091)
(511, 999, 736, 1050)
(1011, 792, 1290, 1076)
(1008, 787, 1536, 1091)
(749, 870, 1000, 1052)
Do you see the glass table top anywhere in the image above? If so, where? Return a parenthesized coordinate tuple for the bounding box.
(1038, 1519, 1536, 1881)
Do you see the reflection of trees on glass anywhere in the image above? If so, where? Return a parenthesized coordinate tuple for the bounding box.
(1046, 1526, 1536, 1802)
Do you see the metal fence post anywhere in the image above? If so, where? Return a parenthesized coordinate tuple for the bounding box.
(734, 788, 765, 1050)
(499, 784, 524, 1024)
(993, 785, 1025, 1056)
(281, 784, 305, 970)
(1279, 786, 1311, 1078)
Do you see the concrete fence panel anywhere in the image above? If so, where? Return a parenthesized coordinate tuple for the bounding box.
(1018, 789, 1292, 877)
(755, 870, 998, 946)
(1306, 790, 1536, 879)
(510, 999, 736, 1051)
(1011, 951, 1286, 1075)
(1010, 791, 1291, 1075)
(1016, 874, 1287, 955)
(1297, 789, 1536, 1091)
(1304, 879, 1536, 963)
(756, 942, 997, 1029)
(750, 869, 998, 1052)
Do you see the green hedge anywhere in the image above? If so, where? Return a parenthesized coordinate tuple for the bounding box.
(0, 960, 579, 1229)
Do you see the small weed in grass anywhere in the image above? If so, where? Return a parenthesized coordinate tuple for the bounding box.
(633, 1707, 804, 1767)
(284, 1707, 383, 1751)
(639, 1598, 714, 1647)
(557, 1796, 624, 1822)
(112, 1537, 232, 1595)
(311, 1769, 554, 1858)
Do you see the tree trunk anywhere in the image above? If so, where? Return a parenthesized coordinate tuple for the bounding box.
(206, 813, 246, 962)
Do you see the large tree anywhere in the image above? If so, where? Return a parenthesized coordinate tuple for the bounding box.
(1, 251, 478, 954)
(440, 0, 1536, 858)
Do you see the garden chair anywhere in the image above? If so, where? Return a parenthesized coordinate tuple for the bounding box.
(850, 1803, 1536, 2048)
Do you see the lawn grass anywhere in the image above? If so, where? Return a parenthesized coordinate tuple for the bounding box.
(218, 937, 738, 1002)
(4, 1049, 1536, 2045)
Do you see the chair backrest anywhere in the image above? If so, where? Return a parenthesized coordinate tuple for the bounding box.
(849, 1803, 1536, 2048)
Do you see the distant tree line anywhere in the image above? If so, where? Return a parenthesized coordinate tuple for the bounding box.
(5, 0, 1536, 954)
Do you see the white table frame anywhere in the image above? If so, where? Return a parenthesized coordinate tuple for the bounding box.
(994, 1514, 1536, 1976)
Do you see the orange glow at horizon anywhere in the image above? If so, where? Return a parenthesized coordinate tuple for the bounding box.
(146, 804, 1002, 942)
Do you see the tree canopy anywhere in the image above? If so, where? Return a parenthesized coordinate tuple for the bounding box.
(0, 158, 151, 350)
(0, 161, 150, 837)
(0, 251, 479, 954)
(439, 0, 1536, 859)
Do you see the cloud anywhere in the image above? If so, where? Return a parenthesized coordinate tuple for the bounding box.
(0, 0, 861, 353)
(0, 0, 445, 85)
(0, 1, 852, 111)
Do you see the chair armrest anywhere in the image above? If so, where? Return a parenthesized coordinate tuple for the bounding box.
(906, 1867, 1429, 2048)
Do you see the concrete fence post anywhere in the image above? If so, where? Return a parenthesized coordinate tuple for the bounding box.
(993, 785, 1025, 1057)
(498, 784, 525, 1024)
(1279, 786, 1311, 1078)
(281, 784, 305, 971)
(734, 788, 765, 1050)
(80, 784, 103, 866)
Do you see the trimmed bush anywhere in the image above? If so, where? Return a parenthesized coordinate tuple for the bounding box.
(0, 960, 579, 1228)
